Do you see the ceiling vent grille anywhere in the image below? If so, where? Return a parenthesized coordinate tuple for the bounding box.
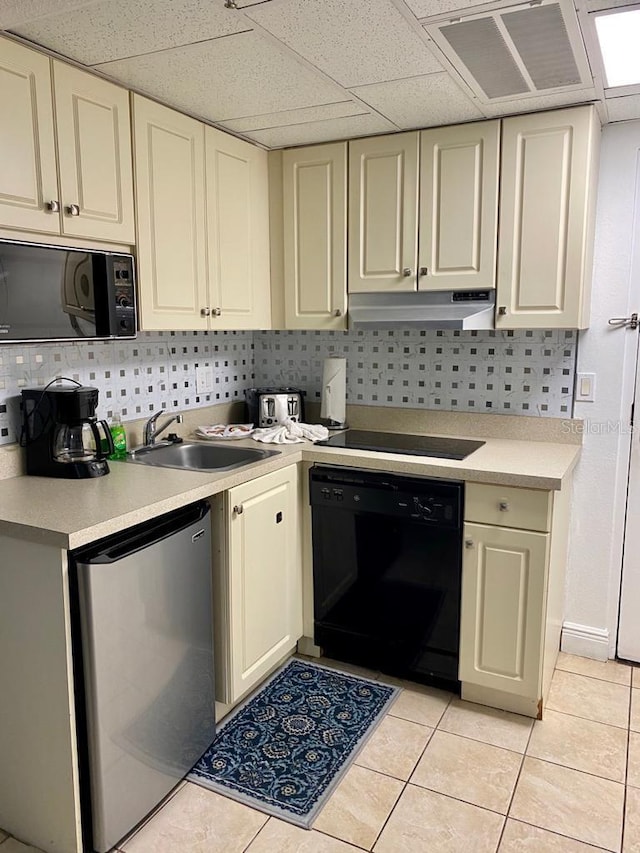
(424, 0, 592, 102)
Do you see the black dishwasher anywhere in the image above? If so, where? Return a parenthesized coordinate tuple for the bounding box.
(310, 465, 463, 688)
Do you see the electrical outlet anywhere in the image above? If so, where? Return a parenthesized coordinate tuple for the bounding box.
(575, 372, 596, 402)
(195, 365, 214, 395)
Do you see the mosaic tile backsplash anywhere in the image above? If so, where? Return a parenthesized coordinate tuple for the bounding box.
(0, 328, 576, 446)
(254, 329, 577, 418)
(0, 331, 254, 446)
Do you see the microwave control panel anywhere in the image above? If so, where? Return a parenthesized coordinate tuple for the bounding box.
(111, 257, 136, 336)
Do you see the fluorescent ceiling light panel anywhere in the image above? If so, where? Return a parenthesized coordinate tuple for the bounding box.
(595, 9, 640, 87)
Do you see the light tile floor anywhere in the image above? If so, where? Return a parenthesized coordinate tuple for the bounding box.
(2, 652, 638, 853)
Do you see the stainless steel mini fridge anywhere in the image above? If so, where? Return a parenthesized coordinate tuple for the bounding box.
(71, 502, 215, 853)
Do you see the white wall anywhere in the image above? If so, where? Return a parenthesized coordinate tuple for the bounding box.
(563, 120, 640, 659)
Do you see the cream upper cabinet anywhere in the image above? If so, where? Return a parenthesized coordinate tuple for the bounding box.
(0, 36, 134, 243)
(215, 465, 302, 704)
(419, 121, 499, 291)
(348, 132, 419, 293)
(53, 62, 135, 243)
(0, 38, 60, 234)
(283, 142, 347, 329)
(497, 105, 600, 329)
(133, 95, 208, 331)
(205, 128, 271, 330)
(348, 125, 499, 294)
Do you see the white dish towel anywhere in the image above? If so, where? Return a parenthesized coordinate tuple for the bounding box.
(251, 417, 329, 445)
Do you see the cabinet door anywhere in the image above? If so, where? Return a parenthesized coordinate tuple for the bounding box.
(205, 128, 271, 330)
(53, 62, 135, 243)
(348, 132, 419, 293)
(460, 522, 549, 698)
(133, 96, 207, 330)
(227, 465, 301, 701)
(0, 37, 59, 234)
(283, 143, 347, 329)
(497, 106, 599, 329)
(419, 121, 499, 291)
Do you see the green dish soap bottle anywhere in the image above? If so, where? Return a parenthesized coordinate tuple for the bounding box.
(108, 413, 127, 460)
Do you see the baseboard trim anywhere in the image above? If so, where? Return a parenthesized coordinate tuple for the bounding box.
(561, 622, 610, 661)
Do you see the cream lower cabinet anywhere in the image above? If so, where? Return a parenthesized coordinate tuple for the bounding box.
(282, 142, 347, 329)
(460, 482, 570, 718)
(213, 465, 302, 704)
(0, 36, 135, 243)
(497, 105, 600, 329)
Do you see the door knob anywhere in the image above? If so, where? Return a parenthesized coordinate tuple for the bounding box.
(499, 500, 509, 512)
(233, 504, 244, 515)
(66, 203, 80, 216)
(46, 200, 60, 213)
(200, 307, 211, 317)
(498, 306, 507, 316)
(465, 538, 474, 549)
(419, 267, 428, 276)
(212, 307, 222, 317)
(402, 267, 413, 277)
(333, 309, 343, 317)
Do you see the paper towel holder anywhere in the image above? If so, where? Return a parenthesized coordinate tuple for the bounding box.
(322, 415, 348, 431)
(320, 355, 348, 431)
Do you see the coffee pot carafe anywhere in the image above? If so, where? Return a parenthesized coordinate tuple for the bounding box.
(22, 384, 114, 478)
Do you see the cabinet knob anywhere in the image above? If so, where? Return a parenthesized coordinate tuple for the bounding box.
(233, 504, 244, 515)
(333, 308, 343, 317)
(498, 306, 507, 316)
(46, 200, 60, 213)
(200, 307, 211, 317)
(499, 500, 509, 511)
(212, 307, 222, 317)
(465, 538, 474, 549)
(419, 267, 428, 276)
(66, 203, 80, 216)
(402, 267, 413, 277)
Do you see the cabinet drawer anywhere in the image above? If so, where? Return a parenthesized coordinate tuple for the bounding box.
(465, 483, 552, 532)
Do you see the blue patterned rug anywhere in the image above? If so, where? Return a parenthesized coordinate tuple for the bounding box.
(187, 658, 399, 828)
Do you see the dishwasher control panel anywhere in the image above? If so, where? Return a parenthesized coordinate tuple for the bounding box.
(310, 465, 462, 528)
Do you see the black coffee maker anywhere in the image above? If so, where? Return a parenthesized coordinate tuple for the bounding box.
(22, 385, 114, 478)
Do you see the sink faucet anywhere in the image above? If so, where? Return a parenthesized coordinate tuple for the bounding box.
(143, 411, 184, 446)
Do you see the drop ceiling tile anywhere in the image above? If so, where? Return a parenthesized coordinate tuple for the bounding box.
(404, 0, 513, 18)
(221, 101, 366, 133)
(246, 0, 443, 88)
(480, 88, 598, 117)
(94, 31, 348, 122)
(0, 0, 96, 28)
(10, 0, 251, 65)
(350, 72, 483, 129)
(606, 94, 640, 122)
(244, 113, 398, 149)
(586, 0, 637, 10)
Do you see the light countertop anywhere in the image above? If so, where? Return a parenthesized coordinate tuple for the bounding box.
(0, 433, 580, 549)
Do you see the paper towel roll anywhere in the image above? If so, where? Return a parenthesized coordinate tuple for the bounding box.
(320, 356, 347, 428)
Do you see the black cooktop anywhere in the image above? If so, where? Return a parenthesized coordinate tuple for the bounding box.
(315, 430, 485, 460)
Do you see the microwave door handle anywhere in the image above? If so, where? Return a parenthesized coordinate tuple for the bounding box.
(93, 420, 114, 459)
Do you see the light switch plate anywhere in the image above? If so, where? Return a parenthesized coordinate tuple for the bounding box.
(575, 372, 596, 402)
(195, 365, 214, 395)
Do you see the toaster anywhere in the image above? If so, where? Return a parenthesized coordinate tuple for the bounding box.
(245, 387, 305, 427)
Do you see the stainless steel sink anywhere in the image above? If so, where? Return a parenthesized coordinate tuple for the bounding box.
(126, 441, 279, 472)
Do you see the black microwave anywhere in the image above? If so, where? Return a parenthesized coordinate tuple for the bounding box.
(0, 239, 137, 342)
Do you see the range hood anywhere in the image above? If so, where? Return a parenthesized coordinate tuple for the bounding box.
(348, 290, 496, 330)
